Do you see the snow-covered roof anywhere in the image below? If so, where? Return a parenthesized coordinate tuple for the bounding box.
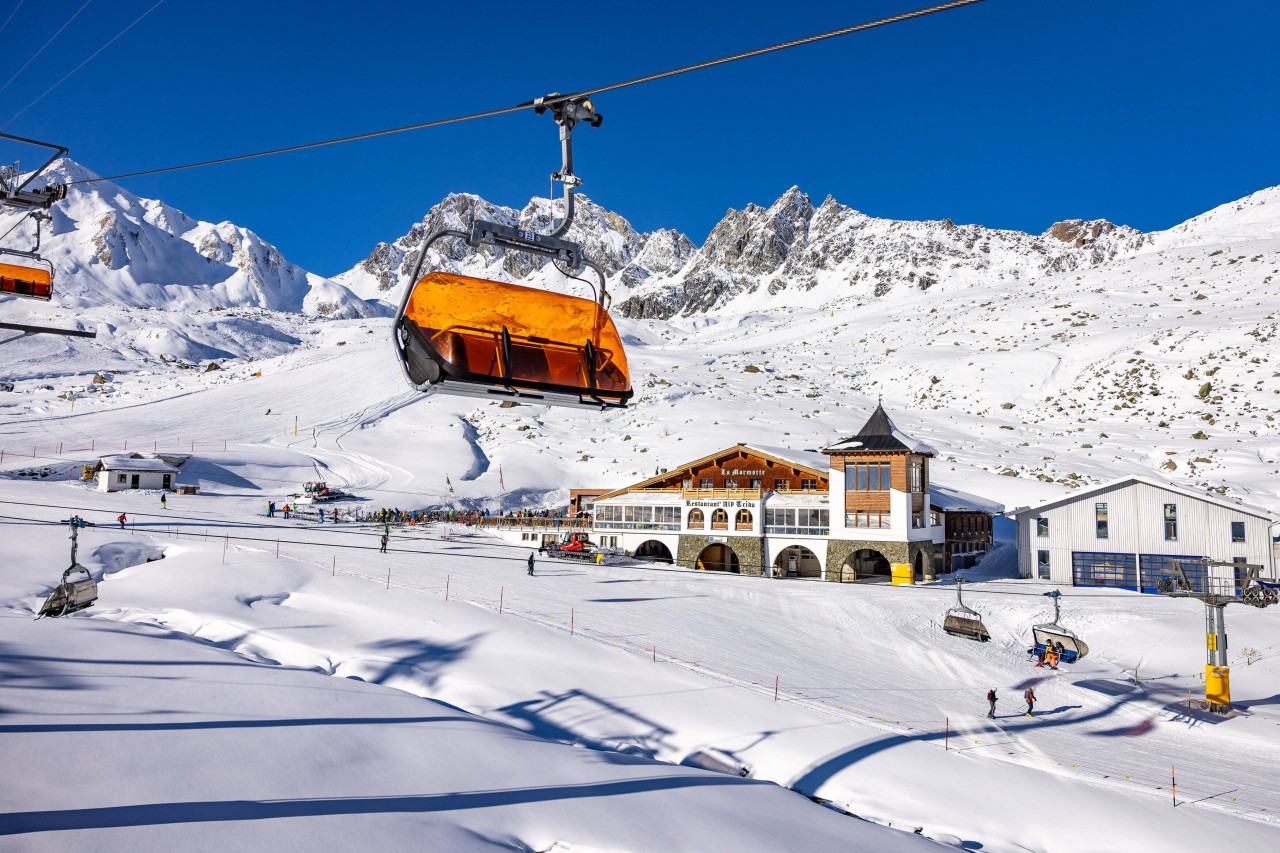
(742, 444, 829, 474)
(824, 405, 936, 455)
(930, 483, 1004, 514)
(1008, 475, 1277, 522)
(98, 455, 179, 473)
(764, 492, 830, 508)
(595, 491, 683, 506)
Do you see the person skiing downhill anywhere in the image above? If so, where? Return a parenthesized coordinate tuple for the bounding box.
(379, 534, 388, 554)
(527, 552, 535, 576)
(117, 512, 127, 529)
(987, 688, 998, 719)
(160, 492, 167, 509)
(1024, 687, 1037, 716)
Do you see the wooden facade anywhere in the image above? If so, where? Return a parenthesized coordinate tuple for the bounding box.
(598, 446, 828, 501)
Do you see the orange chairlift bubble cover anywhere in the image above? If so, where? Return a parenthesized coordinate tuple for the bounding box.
(0, 261, 52, 299)
(404, 272, 631, 394)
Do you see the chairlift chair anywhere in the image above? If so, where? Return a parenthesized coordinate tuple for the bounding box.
(36, 564, 98, 618)
(0, 132, 69, 302)
(943, 578, 990, 642)
(1031, 590, 1089, 663)
(393, 95, 633, 411)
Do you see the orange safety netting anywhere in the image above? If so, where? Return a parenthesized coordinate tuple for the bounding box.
(0, 261, 52, 300)
(403, 272, 631, 396)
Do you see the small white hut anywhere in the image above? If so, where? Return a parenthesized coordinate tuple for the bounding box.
(95, 454, 179, 493)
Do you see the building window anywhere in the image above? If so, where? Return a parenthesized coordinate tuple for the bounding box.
(911, 511, 925, 529)
(908, 459, 924, 493)
(1037, 550, 1050, 580)
(846, 510, 889, 529)
(1036, 517, 1049, 537)
(800, 478, 817, 491)
(687, 509, 705, 528)
(735, 509, 752, 529)
(851, 462, 892, 491)
(711, 508, 729, 529)
(766, 507, 829, 535)
(1163, 504, 1177, 541)
(1230, 521, 1245, 543)
(774, 478, 789, 491)
(682, 479, 692, 490)
(1095, 503, 1108, 539)
(930, 510, 940, 527)
(724, 479, 739, 490)
(699, 478, 714, 490)
(750, 478, 762, 489)
(116, 473, 126, 483)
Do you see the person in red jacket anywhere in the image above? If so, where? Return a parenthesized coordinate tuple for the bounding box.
(118, 512, 127, 529)
(987, 688, 998, 719)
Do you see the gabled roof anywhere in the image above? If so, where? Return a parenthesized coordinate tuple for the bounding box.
(595, 443, 829, 501)
(97, 455, 179, 473)
(824, 404, 935, 455)
(1008, 475, 1277, 522)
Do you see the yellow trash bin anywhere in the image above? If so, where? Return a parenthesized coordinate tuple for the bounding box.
(891, 563, 914, 586)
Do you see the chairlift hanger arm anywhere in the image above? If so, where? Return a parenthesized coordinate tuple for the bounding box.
(0, 131, 68, 209)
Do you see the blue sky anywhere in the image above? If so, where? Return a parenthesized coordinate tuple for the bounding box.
(1, 0, 1277, 276)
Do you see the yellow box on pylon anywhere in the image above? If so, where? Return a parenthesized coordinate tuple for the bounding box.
(1205, 665, 1231, 707)
(890, 563, 914, 585)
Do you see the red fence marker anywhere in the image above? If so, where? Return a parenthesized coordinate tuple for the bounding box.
(653, 645, 657, 663)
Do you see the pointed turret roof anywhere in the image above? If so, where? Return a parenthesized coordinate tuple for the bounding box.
(823, 404, 935, 455)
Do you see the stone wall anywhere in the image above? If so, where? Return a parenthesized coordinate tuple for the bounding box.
(824, 539, 935, 582)
(676, 534, 766, 576)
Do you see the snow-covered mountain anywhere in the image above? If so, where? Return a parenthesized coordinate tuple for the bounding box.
(334, 184, 1153, 319)
(2, 159, 379, 320)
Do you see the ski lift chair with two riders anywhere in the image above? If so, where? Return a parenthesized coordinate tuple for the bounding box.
(394, 95, 633, 411)
(1031, 589, 1089, 664)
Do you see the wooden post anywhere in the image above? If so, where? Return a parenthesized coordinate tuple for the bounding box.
(276, 538, 280, 558)
(91, 438, 94, 451)
(331, 555, 335, 576)
(294, 415, 298, 436)
(386, 568, 391, 589)
(222, 534, 228, 564)
(445, 575, 450, 601)
(123, 439, 127, 451)
(1172, 764, 1176, 807)
(499, 585, 504, 614)
(653, 645, 657, 663)
(945, 717, 949, 751)
(774, 675, 779, 702)
(570, 608, 575, 636)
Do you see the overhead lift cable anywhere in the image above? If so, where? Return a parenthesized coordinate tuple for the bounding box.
(4, 0, 169, 126)
(69, 0, 986, 186)
(0, 0, 94, 100)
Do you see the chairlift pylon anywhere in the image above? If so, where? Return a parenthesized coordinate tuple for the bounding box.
(393, 95, 633, 411)
(942, 577, 990, 642)
(1030, 589, 1088, 664)
(36, 517, 98, 618)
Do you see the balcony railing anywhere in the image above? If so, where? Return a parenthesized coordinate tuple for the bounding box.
(766, 525, 829, 536)
(681, 488, 763, 500)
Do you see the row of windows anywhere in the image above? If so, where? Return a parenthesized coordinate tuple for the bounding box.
(764, 508, 829, 534)
(1037, 550, 1253, 593)
(849, 463, 892, 492)
(682, 479, 820, 491)
(595, 505, 681, 530)
(1035, 504, 1248, 543)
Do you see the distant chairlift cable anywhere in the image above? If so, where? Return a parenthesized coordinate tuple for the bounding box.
(70, 0, 986, 186)
(3, 0, 169, 126)
(0, 0, 94, 100)
(0, 1, 26, 41)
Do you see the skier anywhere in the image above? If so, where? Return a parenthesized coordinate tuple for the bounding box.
(331, 508, 339, 524)
(117, 512, 127, 529)
(1024, 687, 1037, 717)
(987, 688, 998, 719)
(379, 534, 389, 554)
(267, 501, 275, 518)
(160, 492, 167, 510)
(283, 504, 291, 520)
(527, 551, 535, 576)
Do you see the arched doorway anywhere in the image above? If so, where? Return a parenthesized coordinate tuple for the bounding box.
(634, 540, 673, 564)
(696, 543, 740, 573)
(913, 549, 924, 581)
(841, 548, 891, 582)
(773, 545, 822, 578)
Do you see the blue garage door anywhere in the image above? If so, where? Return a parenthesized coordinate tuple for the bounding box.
(1072, 551, 1138, 591)
(1138, 554, 1204, 595)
